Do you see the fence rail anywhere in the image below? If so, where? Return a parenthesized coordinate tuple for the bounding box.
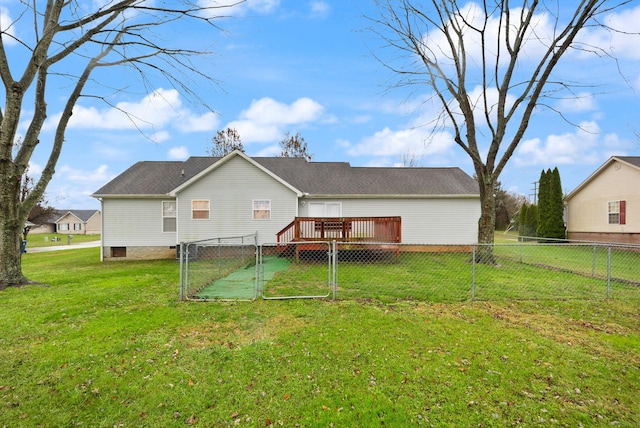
(179, 239, 640, 302)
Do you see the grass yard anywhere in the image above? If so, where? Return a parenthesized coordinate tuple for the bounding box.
(25, 233, 101, 248)
(0, 248, 638, 426)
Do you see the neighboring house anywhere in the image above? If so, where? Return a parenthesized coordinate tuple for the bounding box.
(565, 156, 640, 244)
(92, 150, 481, 260)
(55, 210, 102, 235)
(28, 211, 59, 234)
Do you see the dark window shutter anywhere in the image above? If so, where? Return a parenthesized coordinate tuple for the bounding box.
(620, 200, 626, 225)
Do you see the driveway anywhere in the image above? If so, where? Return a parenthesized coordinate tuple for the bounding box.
(25, 241, 101, 253)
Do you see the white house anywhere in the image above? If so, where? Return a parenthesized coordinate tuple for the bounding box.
(92, 151, 481, 260)
(565, 156, 640, 244)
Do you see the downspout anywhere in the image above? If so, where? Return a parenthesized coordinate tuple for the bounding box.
(98, 198, 104, 261)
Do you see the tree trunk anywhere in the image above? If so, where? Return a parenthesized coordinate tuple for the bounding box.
(476, 176, 496, 264)
(0, 175, 27, 288)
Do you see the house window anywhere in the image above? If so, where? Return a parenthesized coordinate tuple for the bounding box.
(73, 223, 82, 231)
(192, 200, 210, 220)
(163, 201, 177, 232)
(58, 223, 69, 231)
(608, 200, 626, 225)
(308, 202, 342, 217)
(253, 200, 271, 220)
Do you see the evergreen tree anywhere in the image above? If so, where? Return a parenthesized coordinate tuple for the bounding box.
(547, 167, 566, 239)
(535, 167, 566, 240)
(518, 203, 528, 236)
(536, 169, 550, 239)
(525, 204, 538, 238)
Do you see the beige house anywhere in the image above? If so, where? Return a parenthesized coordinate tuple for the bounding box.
(565, 156, 640, 244)
(55, 210, 102, 235)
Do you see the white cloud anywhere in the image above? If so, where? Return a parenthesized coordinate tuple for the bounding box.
(241, 97, 324, 125)
(348, 126, 455, 158)
(150, 131, 171, 143)
(310, 1, 330, 18)
(225, 97, 325, 144)
(226, 120, 281, 143)
(576, 5, 640, 60)
(168, 146, 190, 160)
(27, 161, 43, 176)
(0, 7, 18, 46)
(59, 164, 112, 183)
(555, 93, 597, 113)
(197, 0, 280, 17)
(44, 88, 217, 134)
(423, 3, 555, 69)
(513, 121, 607, 166)
(254, 144, 281, 157)
(176, 111, 219, 132)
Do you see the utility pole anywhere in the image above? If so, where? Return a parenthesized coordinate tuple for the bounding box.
(530, 181, 538, 204)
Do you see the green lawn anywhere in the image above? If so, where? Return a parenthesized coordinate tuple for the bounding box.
(1, 248, 638, 426)
(25, 233, 100, 248)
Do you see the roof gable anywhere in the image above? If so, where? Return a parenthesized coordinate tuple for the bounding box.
(55, 210, 100, 223)
(565, 156, 640, 201)
(170, 150, 303, 196)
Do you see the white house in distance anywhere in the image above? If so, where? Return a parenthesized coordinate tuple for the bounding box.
(92, 150, 481, 260)
(565, 156, 640, 244)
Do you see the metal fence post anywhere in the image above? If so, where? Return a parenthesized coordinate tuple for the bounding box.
(179, 242, 184, 301)
(332, 240, 337, 300)
(471, 244, 476, 301)
(607, 246, 612, 298)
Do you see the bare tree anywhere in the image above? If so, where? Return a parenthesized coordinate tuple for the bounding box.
(279, 131, 313, 161)
(208, 128, 245, 156)
(399, 151, 423, 167)
(371, 0, 632, 260)
(0, 1, 241, 288)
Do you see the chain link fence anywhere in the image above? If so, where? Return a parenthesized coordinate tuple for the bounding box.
(179, 234, 258, 301)
(180, 238, 640, 302)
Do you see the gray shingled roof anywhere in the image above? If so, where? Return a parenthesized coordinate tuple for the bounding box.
(617, 156, 640, 168)
(93, 155, 479, 197)
(57, 210, 99, 223)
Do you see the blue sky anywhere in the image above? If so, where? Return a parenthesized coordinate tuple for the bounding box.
(4, 0, 640, 209)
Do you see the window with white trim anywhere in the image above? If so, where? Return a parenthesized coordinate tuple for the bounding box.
(58, 223, 69, 231)
(608, 200, 626, 225)
(163, 201, 177, 232)
(253, 200, 271, 220)
(73, 223, 82, 231)
(192, 200, 210, 220)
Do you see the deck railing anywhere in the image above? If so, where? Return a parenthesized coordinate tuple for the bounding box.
(276, 216, 401, 243)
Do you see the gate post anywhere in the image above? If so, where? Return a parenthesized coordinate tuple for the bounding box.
(332, 240, 337, 300)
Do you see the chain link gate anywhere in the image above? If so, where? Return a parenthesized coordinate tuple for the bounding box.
(258, 241, 336, 300)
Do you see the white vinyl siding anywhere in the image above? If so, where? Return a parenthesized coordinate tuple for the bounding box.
(102, 198, 177, 246)
(299, 197, 480, 245)
(177, 155, 298, 244)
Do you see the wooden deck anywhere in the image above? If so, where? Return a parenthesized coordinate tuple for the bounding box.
(276, 216, 401, 258)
